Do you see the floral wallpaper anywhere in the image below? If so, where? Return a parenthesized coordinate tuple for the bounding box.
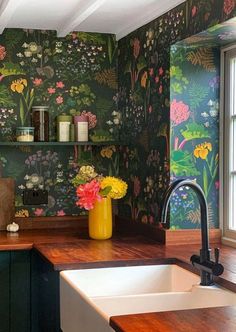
(0, 29, 120, 217)
(118, 0, 236, 228)
(170, 45, 220, 229)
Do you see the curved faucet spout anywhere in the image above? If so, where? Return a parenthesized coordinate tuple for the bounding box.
(161, 179, 209, 253)
(161, 179, 224, 286)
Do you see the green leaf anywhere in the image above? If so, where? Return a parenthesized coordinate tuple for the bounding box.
(19, 98, 25, 126)
(181, 123, 210, 140)
(0, 85, 16, 107)
(100, 186, 112, 197)
(171, 150, 200, 176)
(203, 166, 208, 196)
(189, 82, 210, 110)
(0, 62, 25, 77)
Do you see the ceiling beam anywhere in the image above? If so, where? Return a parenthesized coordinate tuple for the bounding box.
(57, 0, 106, 37)
(0, 0, 24, 34)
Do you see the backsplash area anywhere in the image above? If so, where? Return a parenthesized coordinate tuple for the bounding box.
(118, 0, 236, 229)
(0, 29, 119, 217)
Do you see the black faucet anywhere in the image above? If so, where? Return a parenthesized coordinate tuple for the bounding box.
(161, 179, 224, 286)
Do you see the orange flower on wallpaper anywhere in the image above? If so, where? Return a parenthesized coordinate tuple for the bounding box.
(141, 71, 148, 88)
(194, 142, 212, 160)
(10, 78, 27, 93)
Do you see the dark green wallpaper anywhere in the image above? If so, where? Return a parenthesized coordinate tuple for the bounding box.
(118, 0, 236, 228)
(0, 29, 120, 217)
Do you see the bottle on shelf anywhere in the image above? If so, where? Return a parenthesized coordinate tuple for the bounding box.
(57, 114, 72, 142)
(74, 115, 88, 142)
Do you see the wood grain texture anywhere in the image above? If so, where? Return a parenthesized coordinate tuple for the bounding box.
(110, 307, 236, 332)
(0, 178, 15, 230)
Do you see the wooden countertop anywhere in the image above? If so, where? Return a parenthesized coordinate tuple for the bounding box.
(1, 229, 236, 331)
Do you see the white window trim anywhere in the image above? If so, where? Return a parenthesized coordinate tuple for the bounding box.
(220, 44, 236, 247)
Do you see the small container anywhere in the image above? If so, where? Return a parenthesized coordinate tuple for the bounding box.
(32, 106, 49, 142)
(74, 115, 88, 142)
(16, 127, 34, 142)
(57, 114, 72, 142)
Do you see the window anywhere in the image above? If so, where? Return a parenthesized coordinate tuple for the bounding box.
(221, 45, 236, 245)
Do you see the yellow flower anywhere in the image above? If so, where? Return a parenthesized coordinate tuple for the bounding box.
(15, 209, 29, 217)
(10, 78, 27, 93)
(100, 146, 116, 158)
(101, 176, 127, 199)
(79, 165, 97, 181)
(194, 142, 212, 160)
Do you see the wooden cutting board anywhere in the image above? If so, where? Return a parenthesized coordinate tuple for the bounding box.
(0, 178, 15, 230)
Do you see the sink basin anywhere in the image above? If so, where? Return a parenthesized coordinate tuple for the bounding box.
(60, 264, 236, 332)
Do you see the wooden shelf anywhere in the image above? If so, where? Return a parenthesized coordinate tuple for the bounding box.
(0, 141, 120, 146)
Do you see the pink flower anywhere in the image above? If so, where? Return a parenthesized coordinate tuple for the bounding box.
(170, 99, 190, 126)
(33, 78, 43, 86)
(215, 181, 220, 190)
(159, 85, 163, 94)
(48, 87, 56, 94)
(191, 5, 197, 17)
(57, 210, 66, 216)
(159, 67, 164, 76)
(34, 208, 44, 216)
(0, 45, 6, 60)
(155, 76, 159, 83)
(56, 96, 63, 104)
(81, 111, 97, 129)
(76, 179, 102, 210)
(133, 176, 140, 197)
(149, 68, 154, 76)
(148, 105, 153, 113)
(133, 38, 140, 59)
(224, 0, 235, 15)
(56, 81, 65, 89)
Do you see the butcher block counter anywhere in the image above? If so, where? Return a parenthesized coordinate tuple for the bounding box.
(1, 229, 236, 332)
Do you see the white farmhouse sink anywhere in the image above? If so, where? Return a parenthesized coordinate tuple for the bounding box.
(60, 264, 236, 332)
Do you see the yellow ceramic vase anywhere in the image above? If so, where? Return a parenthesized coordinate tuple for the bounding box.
(88, 197, 112, 240)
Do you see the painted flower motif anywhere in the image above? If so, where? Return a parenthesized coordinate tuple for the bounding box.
(10, 78, 27, 93)
(48, 87, 56, 94)
(56, 96, 63, 104)
(170, 99, 190, 125)
(191, 5, 197, 17)
(194, 142, 212, 160)
(15, 209, 29, 217)
(56, 81, 65, 89)
(133, 176, 141, 198)
(81, 111, 97, 129)
(57, 210, 66, 216)
(141, 71, 148, 88)
(76, 179, 102, 210)
(33, 78, 43, 86)
(100, 146, 116, 159)
(34, 208, 44, 216)
(0, 45, 6, 60)
(133, 38, 140, 59)
(223, 0, 235, 15)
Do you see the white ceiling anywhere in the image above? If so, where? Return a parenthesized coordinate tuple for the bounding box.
(0, 0, 185, 40)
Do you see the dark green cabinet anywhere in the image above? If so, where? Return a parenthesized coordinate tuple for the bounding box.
(0, 251, 10, 332)
(0, 250, 60, 332)
(0, 250, 30, 332)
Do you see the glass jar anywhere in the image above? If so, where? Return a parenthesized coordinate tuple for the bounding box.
(16, 127, 34, 142)
(57, 114, 72, 142)
(32, 106, 49, 142)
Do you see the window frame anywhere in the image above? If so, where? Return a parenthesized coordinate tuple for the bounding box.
(221, 44, 236, 247)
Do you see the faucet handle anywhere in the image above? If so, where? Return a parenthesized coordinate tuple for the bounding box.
(214, 248, 220, 264)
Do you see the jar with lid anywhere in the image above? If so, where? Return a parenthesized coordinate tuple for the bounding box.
(57, 114, 72, 142)
(74, 115, 88, 142)
(16, 127, 34, 142)
(32, 106, 49, 142)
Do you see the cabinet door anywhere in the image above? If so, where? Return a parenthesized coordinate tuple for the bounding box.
(10, 251, 31, 332)
(0, 251, 10, 332)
